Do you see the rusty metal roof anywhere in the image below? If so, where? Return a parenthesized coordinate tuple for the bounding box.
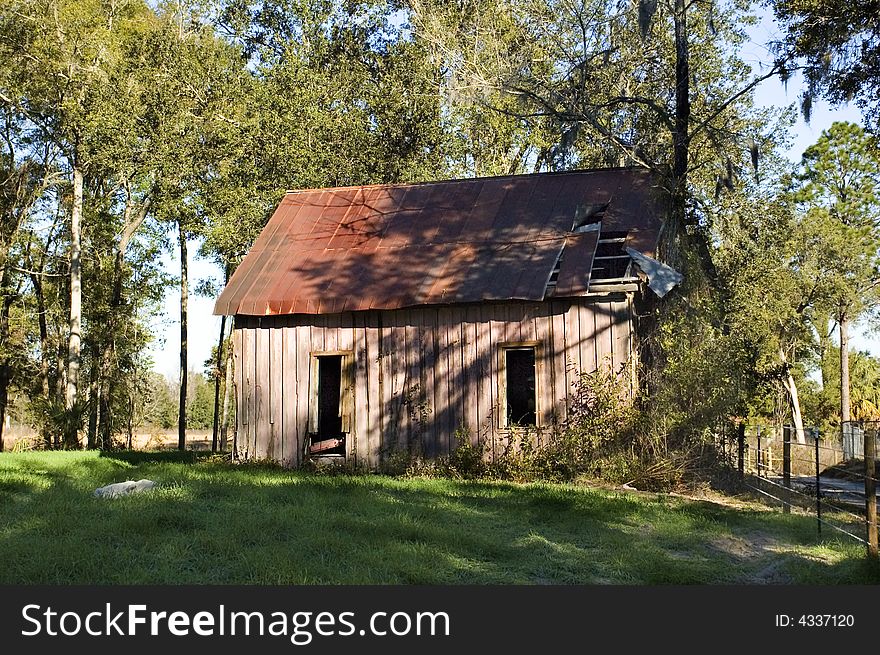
(214, 167, 664, 316)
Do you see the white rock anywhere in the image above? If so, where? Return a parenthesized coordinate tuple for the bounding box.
(94, 479, 157, 498)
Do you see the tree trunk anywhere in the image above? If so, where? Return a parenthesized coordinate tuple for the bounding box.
(0, 363, 7, 452)
(86, 363, 99, 449)
(54, 345, 65, 449)
(100, 193, 152, 450)
(97, 345, 112, 448)
(220, 344, 233, 452)
(30, 272, 52, 447)
(65, 165, 83, 448)
(660, 0, 690, 269)
(840, 310, 851, 426)
(127, 391, 135, 450)
(779, 347, 806, 443)
(178, 223, 188, 451)
(817, 314, 832, 389)
(0, 267, 11, 453)
(782, 374, 807, 444)
(211, 314, 227, 452)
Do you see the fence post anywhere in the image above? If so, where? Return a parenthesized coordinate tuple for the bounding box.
(757, 426, 762, 477)
(864, 422, 878, 559)
(814, 428, 821, 537)
(783, 425, 791, 514)
(738, 423, 745, 479)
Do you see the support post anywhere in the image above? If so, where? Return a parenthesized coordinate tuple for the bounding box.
(864, 422, 878, 559)
(737, 423, 745, 479)
(783, 425, 791, 514)
(757, 426, 762, 477)
(211, 314, 227, 453)
(815, 428, 821, 537)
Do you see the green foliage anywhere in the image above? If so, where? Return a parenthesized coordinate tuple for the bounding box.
(706, 121, 880, 434)
(0, 0, 214, 447)
(143, 372, 214, 430)
(406, 0, 805, 477)
(26, 395, 86, 450)
(185, 373, 215, 430)
(202, 1, 454, 265)
(794, 122, 880, 318)
(411, 0, 776, 188)
(2, 0, 458, 448)
(801, 347, 880, 428)
(772, 0, 880, 129)
(638, 249, 751, 442)
(490, 426, 541, 481)
(143, 374, 178, 430)
(1, 0, 875, 477)
(555, 366, 638, 463)
(436, 424, 487, 479)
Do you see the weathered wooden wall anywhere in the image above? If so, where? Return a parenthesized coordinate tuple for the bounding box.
(232, 295, 633, 468)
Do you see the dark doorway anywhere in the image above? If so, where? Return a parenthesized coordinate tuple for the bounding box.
(506, 348, 536, 426)
(318, 355, 342, 436)
(313, 355, 345, 456)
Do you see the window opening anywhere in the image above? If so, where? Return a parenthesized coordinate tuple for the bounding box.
(505, 347, 537, 426)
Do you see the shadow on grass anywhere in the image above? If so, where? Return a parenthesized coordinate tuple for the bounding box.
(1, 453, 878, 585)
(97, 450, 211, 465)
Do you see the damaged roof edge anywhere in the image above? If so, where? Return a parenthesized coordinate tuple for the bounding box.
(624, 247, 683, 298)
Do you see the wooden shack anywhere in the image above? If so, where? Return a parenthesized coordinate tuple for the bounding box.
(213, 167, 668, 467)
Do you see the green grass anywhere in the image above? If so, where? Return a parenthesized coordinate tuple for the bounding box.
(0, 451, 877, 584)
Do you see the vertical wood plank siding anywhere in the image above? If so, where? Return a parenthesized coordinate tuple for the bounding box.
(232, 297, 633, 467)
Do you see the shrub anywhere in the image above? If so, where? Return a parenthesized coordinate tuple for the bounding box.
(424, 366, 640, 484)
(491, 425, 540, 481)
(543, 364, 638, 479)
(439, 424, 487, 479)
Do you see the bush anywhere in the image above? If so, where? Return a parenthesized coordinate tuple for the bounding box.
(438, 425, 486, 479)
(490, 425, 540, 481)
(541, 365, 638, 479)
(425, 366, 640, 484)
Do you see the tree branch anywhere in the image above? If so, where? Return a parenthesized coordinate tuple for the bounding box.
(688, 66, 787, 143)
(597, 95, 674, 131)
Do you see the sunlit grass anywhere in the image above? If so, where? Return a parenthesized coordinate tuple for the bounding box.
(0, 451, 877, 584)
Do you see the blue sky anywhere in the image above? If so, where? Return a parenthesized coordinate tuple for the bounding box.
(145, 10, 879, 378)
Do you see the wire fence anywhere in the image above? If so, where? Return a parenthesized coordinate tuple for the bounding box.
(726, 421, 879, 557)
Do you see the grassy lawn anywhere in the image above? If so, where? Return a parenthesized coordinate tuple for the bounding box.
(0, 451, 876, 584)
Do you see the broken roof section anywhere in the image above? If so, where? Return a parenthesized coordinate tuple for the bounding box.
(214, 167, 665, 316)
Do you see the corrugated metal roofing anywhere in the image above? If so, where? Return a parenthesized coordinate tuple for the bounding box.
(214, 167, 664, 316)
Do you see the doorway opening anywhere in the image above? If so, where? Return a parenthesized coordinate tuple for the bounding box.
(310, 354, 346, 457)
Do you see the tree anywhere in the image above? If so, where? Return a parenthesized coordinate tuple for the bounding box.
(186, 370, 215, 430)
(0, 102, 63, 448)
(803, 346, 880, 428)
(1, 0, 191, 450)
(0, 0, 155, 446)
(795, 121, 880, 430)
(409, 0, 782, 269)
(139, 1, 248, 451)
(772, 0, 880, 130)
(712, 155, 836, 440)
